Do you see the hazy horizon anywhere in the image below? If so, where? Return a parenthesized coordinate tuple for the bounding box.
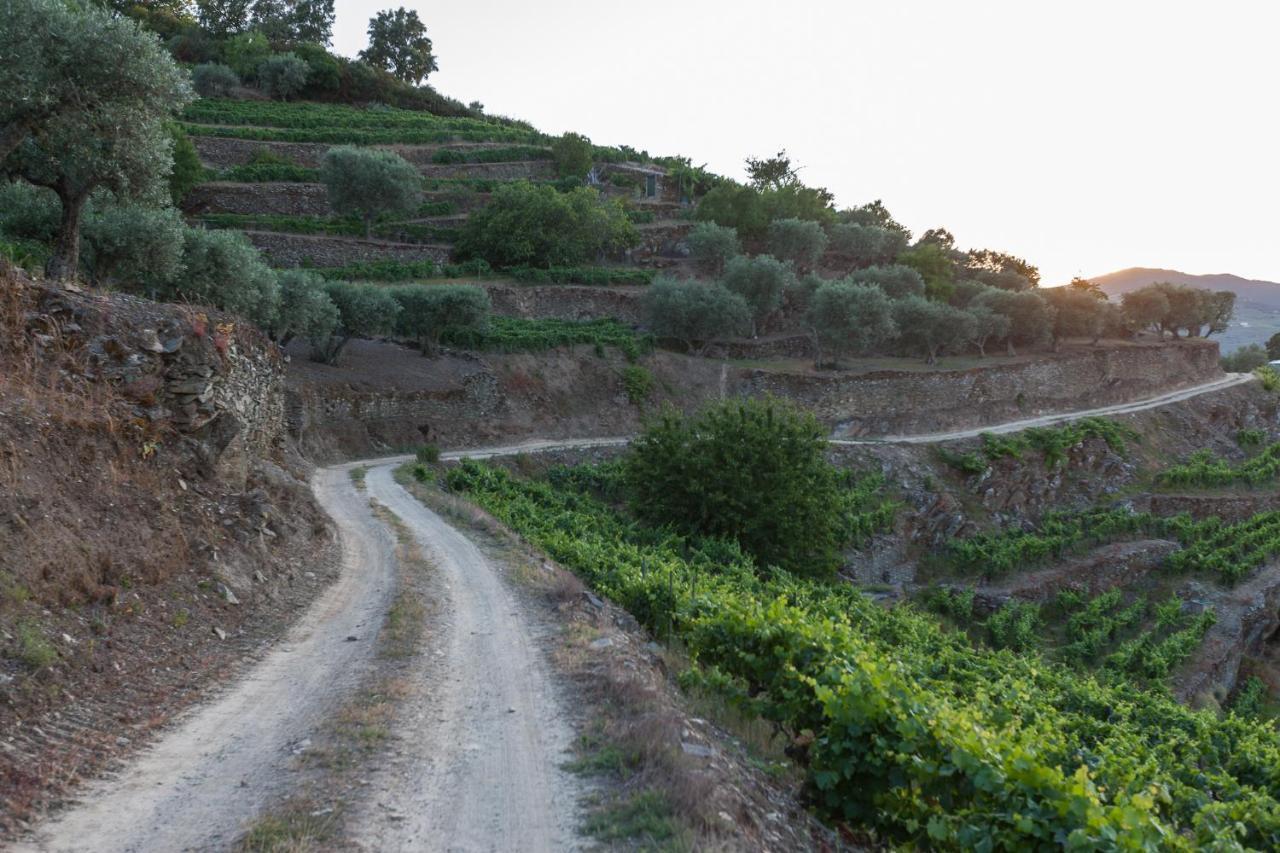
(330, 1, 1280, 286)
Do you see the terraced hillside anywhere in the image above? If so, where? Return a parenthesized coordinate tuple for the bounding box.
(180, 99, 692, 274)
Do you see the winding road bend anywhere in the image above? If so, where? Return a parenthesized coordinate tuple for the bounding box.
(15, 370, 1249, 851)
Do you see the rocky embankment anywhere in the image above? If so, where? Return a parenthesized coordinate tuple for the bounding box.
(0, 267, 336, 838)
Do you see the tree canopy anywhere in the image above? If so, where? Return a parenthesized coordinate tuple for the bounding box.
(320, 146, 421, 237)
(360, 6, 437, 84)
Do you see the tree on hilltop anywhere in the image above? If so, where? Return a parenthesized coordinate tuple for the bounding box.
(745, 149, 799, 190)
(360, 7, 438, 84)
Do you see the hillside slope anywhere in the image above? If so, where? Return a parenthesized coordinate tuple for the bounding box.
(1090, 267, 1280, 352)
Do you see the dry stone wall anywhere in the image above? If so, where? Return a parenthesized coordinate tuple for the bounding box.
(746, 340, 1223, 438)
(192, 136, 526, 171)
(247, 231, 451, 268)
(184, 181, 330, 216)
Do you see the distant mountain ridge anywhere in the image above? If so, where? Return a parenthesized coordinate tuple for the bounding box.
(1084, 267, 1280, 353)
(1087, 267, 1280, 310)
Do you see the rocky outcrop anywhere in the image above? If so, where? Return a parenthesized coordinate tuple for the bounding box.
(1175, 566, 1280, 707)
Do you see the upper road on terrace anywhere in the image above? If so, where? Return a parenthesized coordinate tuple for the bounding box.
(431, 371, 1255, 460)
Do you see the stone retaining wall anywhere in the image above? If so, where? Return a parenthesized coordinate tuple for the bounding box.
(184, 181, 331, 216)
(743, 340, 1222, 437)
(484, 284, 645, 324)
(247, 231, 452, 268)
(192, 136, 525, 170)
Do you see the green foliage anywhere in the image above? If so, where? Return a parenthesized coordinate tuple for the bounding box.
(621, 365, 654, 405)
(550, 132, 593, 180)
(415, 444, 441, 464)
(928, 586, 976, 622)
(827, 223, 908, 268)
(320, 146, 421, 237)
(169, 228, 280, 326)
(445, 461, 1280, 849)
(1160, 442, 1280, 488)
(15, 621, 57, 669)
(623, 397, 844, 577)
(306, 258, 495, 282)
(641, 277, 750, 354)
(896, 241, 956, 301)
(1223, 344, 1270, 372)
(430, 145, 551, 164)
(805, 279, 897, 367)
(1238, 428, 1267, 448)
(986, 601, 1040, 651)
(435, 316, 648, 358)
(182, 99, 532, 142)
(457, 182, 636, 268)
(720, 254, 794, 335)
(973, 288, 1055, 355)
(766, 218, 828, 272)
(848, 263, 926, 300)
(167, 124, 204, 204)
(218, 161, 320, 182)
(505, 265, 653, 286)
(892, 295, 974, 363)
(685, 222, 741, 276)
(312, 280, 400, 363)
(0, 180, 62, 243)
(1166, 510, 1280, 584)
(192, 62, 240, 98)
(1121, 282, 1233, 338)
(1257, 365, 1280, 392)
(223, 30, 272, 80)
(390, 284, 491, 354)
(274, 268, 339, 344)
(81, 201, 186, 291)
(1232, 676, 1269, 719)
(360, 6, 437, 84)
(4, 0, 193, 278)
(257, 53, 310, 101)
(936, 447, 987, 476)
(695, 181, 833, 242)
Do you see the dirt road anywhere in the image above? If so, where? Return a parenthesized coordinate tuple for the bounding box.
(350, 465, 581, 852)
(16, 460, 580, 852)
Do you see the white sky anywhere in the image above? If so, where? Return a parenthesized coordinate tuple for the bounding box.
(331, 0, 1280, 285)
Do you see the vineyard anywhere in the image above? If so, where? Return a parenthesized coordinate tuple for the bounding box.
(1159, 441, 1280, 488)
(945, 503, 1280, 585)
(444, 460, 1280, 849)
(438, 316, 651, 357)
(927, 586, 1219, 686)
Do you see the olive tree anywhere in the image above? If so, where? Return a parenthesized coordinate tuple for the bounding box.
(767, 217, 828, 273)
(893, 295, 975, 364)
(391, 284, 491, 355)
(805, 279, 897, 368)
(851, 264, 927, 299)
(550, 132, 593, 180)
(720, 254, 795, 336)
(0, 0, 190, 162)
(2, 0, 191, 279)
(192, 63, 240, 97)
(965, 305, 1011, 357)
(827, 223, 907, 268)
(642, 277, 750, 354)
(275, 269, 339, 346)
(321, 146, 421, 238)
(974, 288, 1055, 355)
(686, 222, 741, 276)
(171, 228, 280, 327)
(312, 281, 401, 364)
(81, 201, 186, 293)
(257, 53, 310, 101)
(1044, 285, 1107, 348)
(1121, 287, 1169, 335)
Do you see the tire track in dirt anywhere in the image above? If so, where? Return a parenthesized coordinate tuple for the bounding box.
(14, 466, 397, 853)
(347, 464, 583, 852)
